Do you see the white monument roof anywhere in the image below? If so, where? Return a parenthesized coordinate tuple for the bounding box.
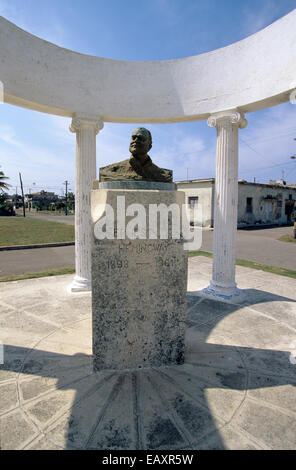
(0, 10, 295, 122)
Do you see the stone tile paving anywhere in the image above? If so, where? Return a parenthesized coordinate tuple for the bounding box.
(0, 259, 295, 450)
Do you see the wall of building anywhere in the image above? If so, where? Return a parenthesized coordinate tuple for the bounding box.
(177, 180, 296, 228)
(237, 182, 296, 225)
(176, 180, 214, 227)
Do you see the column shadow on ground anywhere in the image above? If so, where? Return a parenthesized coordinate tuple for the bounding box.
(0, 289, 296, 450)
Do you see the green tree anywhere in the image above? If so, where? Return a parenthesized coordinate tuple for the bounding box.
(67, 191, 75, 212)
(0, 167, 10, 192)
(0, 192, 14, 215)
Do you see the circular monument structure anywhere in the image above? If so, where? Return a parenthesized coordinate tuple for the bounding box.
(0, 10, 295, 297)
(1, 11, 296, 452)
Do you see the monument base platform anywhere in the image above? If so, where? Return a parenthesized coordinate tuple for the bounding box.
(70, 275, 91, 292)
(197, 281, 247, 304)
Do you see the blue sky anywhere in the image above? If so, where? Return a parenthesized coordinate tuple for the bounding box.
(0, 0, 296, 195)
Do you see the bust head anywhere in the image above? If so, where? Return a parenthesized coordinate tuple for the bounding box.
(129, 127, 152, 159)
(99, 126, 172, 182)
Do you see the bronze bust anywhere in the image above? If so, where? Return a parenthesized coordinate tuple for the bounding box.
(99, 127, 173, 182)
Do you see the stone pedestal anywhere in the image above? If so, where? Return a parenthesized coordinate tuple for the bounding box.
(91, 182, 188, 371)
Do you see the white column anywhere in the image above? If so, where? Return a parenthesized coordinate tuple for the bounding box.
(203, 110, 247, 302)
(70, 114, 104, 292)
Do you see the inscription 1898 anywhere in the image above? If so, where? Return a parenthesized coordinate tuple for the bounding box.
(106, 259, 128, 269)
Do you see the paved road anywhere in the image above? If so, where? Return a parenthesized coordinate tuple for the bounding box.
(0, 245, 75, 277)
(0, 225, 295, 277)
(200, 226, 296, 270)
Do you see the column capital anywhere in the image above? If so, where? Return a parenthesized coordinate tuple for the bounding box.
(207, 110, 248, 129)
(70, 113, 104, 135)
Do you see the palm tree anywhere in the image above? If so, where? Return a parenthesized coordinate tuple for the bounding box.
(0, 167, 10, 192)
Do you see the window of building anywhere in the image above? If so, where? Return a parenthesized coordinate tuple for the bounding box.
(188, 196, 198, 209)
(246, 197, 253, 213)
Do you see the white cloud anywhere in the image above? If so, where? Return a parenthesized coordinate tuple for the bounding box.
(239, 103, 296, 183)
(0, 0, 69, 48)
(241, 0, 284, 37)
(0, 120, 75, 193)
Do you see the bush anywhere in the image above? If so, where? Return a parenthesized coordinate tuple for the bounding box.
(0, 193, 15, 216)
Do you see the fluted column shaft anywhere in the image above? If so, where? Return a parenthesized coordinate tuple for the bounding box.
(70, 114, 104, 292)
(207, 110, 247, 298)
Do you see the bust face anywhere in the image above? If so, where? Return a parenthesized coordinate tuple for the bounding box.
(129, 128, 152, 158)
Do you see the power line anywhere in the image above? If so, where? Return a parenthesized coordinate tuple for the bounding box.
(239, 129, 296, 165)
(7, 183, 74, 191)
(239, 137, 267, 160)
(241, 128, 296, 145)
(239, 160, 296, 175)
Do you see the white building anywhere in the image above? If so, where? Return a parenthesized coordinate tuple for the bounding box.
(176, 179, 215, 227)
(176, 179, 296, 227)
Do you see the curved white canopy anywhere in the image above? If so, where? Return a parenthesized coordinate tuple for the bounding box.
(0, 11, 295, 123)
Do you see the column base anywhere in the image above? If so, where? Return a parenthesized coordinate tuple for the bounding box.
(198, 280, 246, 304)
(70, 275, 91, 293)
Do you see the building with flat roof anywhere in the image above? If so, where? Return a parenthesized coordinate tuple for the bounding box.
(176, 179, 296, 227)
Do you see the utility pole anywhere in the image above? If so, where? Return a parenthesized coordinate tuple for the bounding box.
(291, 147, 296, 238)
(19, 173, 25, 217)
(64, 180, 69, 216)
(28, 187, 31, 211)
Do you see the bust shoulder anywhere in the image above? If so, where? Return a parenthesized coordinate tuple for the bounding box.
(99, 158, 136, 181)
(100, 159, 130, 172)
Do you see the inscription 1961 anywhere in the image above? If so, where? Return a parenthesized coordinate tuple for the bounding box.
(157, 257, 177, 268)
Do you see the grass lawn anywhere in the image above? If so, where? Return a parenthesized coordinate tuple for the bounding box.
(31, 210, 74, 216)
(189, 250, 296, 279)
(278, 234, 296, 243)
(0, 267, 75, 282)
(0, 216, 75, 246)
